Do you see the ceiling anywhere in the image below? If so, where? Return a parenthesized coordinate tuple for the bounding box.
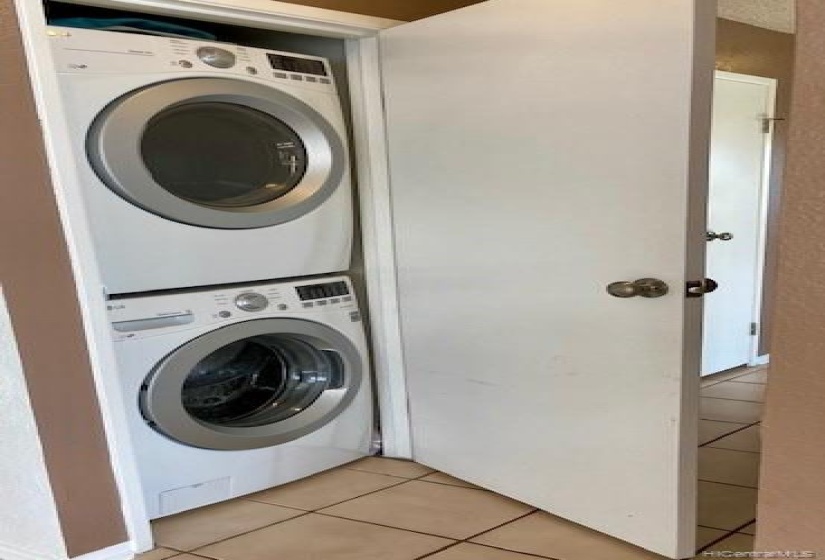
(718, 0, 796, 33)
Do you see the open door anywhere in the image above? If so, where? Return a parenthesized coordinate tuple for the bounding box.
(380, 1, 714, 558)
(702, 71, 775, 375)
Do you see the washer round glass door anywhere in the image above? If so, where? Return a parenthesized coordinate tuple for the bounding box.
(140, 318, 362, 450)
(87, 77, 346, 229)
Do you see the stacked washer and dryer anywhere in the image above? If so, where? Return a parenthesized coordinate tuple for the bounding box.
(49, 26, 373, 518)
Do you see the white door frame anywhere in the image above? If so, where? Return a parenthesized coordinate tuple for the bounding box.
(712, 70, 776, 367)
(13, 0, 406, 555)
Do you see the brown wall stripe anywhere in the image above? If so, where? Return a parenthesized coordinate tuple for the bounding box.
(0, 0, 128, 556)
(756, 1, 825, 553)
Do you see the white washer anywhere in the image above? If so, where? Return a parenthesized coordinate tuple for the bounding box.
(50, 27, 353, 294)
(109, 275, 372, 518)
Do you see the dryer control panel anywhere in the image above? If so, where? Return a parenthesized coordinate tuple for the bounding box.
(47, 26, 336, 91)
(108, 276, 358, 341)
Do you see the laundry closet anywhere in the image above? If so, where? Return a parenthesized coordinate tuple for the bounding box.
(13, 1, 716, 559)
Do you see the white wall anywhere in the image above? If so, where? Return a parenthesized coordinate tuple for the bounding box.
(0, 287, 66, 560)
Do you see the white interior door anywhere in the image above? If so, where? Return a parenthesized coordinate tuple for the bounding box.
(380, 1, 714, 558)
(701, 72, 775, 376)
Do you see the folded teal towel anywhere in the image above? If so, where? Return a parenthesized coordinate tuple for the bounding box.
(50, 18, 217, 40)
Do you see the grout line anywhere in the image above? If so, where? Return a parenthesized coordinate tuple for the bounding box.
(313, 510, 466, 541)
(697, 519, 757, 553)
(415, 510, 558, 560)
(462, 509, 539, 542)
(730, 519, 758, 534)
(699, 395, 765, 404)
(315, 506, 539, 544)
(461, 542, 562, 560)
(698, 530, 738, 553)
(703, 446, 761, 455)
(160, 510, 315, 555)
(697, 478, 760, 490)
(700, 421, 759, 447)
(413, 542, 466, 560)
(242, 476, 412, 511)
(701, 396, 764, 404)
(700, 366, 766, 387)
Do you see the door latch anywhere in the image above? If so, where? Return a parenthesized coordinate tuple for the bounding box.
(686, 278, 719, 298)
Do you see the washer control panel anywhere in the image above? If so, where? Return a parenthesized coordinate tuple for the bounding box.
(47, 26, 335, 90)
(108, 276, 357, 340)
(234, 292, 269, 312)
(196, 46, 237, 68)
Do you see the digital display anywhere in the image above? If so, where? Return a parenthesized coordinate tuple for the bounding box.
(267, 54, 328, 76)
(296, 281, 350, 301)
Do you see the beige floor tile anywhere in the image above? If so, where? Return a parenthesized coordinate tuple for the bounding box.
(137, 549, 179, 560)
(345, 457, 436, 478)
(707, 425, 761, 453)
(699, 420, 748, 445)
(730, 369, 768, 384)
(699, 447, 761, 488)
(700, 398, 762, 424)
(245, 467, 407, 510)
(320, 480, 532, 539)
(696, 526, 728, 549)
(195, 513, 453, 560)
(701, 382, 765, 403)
(740, 522, 756, 535)
(152, 498, 303, 551)
(425, 542, 549, 560)
(701, 532, 755, 553)
(701, 368, 751, 387)
(698, 481, 757, 531)
(419, 472, 482, 489)
(471, 511, 667, 560)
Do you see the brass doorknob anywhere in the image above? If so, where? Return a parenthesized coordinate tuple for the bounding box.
(607, 278, 669, 298)
(707, 231, 734, 241)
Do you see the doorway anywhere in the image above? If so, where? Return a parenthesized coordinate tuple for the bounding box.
(702, 71, 776, 377)
(695, 7, 795, 554)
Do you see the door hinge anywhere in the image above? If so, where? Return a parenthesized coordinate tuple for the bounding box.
(750, 322, 758, 336)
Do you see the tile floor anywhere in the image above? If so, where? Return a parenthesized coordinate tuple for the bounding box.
(138, 365, 766, 560)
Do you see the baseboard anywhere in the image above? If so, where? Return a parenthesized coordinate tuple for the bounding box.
(0, 542, 64, 560)
(70, 542, 134, 560)
(749, 354, 770, 366)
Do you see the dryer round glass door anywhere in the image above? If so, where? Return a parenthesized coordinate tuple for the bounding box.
(140, 318, 362, 450)
(87, 77, 347, 229)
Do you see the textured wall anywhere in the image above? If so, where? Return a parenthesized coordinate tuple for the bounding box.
(755, 0, 825, 553)
(0, 292, 66, 560)
(0, 0, 128, 556)
(718, 0, 795, 34)
(716, 18, 794, 356)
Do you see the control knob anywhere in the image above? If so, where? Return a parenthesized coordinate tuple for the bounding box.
(196, 46, 237, 68)
(234, 292, 269, 312)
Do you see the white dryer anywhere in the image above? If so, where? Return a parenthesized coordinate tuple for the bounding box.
(109, 275, 372, 518)
(49, 27, 353, 294)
